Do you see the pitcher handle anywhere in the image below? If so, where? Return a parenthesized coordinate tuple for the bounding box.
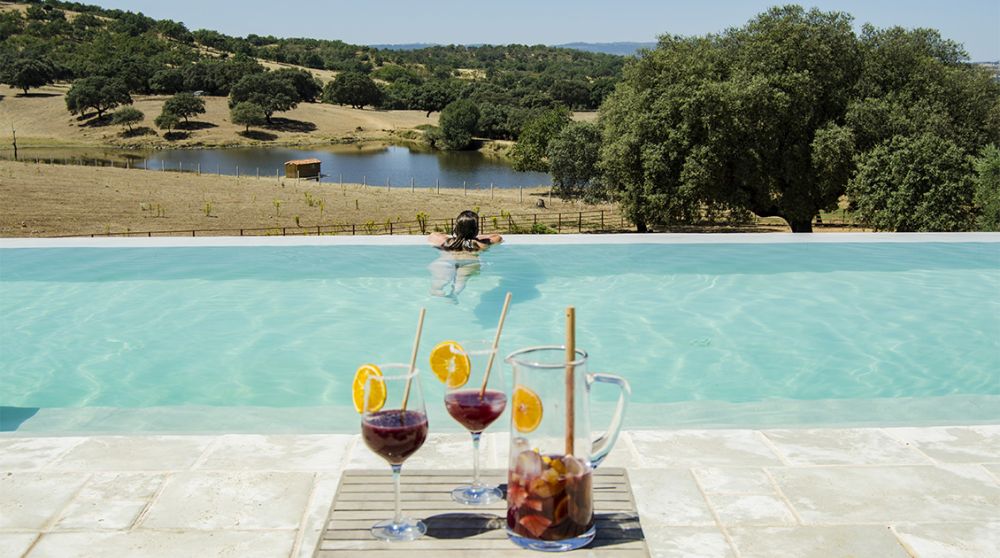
(587, 373, 631, 469)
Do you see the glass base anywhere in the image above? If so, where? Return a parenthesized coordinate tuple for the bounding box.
(370, 518, 427, 541)
(506, 526, 596, 552)
(451, 484, 503, 505)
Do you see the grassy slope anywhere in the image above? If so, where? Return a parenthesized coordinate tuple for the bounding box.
(0, 159, 614, 237)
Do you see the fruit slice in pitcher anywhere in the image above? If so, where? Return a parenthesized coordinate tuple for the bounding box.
(512, 385, 543, 432)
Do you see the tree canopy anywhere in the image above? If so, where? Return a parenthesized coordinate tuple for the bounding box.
(111, 106, 144, 132)
(65, 75, 132, 118)
(436, 99, 481, 150)
(162, 92, 205, 123)
(230, 101, 266, 132)
(229, 72, 299, 122)
(548, 121, 604, 200)
(322, 72, 381, 109)
(510, 106, 571, 172)
(3, 57, 57, 94)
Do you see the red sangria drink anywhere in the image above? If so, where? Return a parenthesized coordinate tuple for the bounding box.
(362, 409, 429, 465)
(507, 451, 594, 546)
(353, 363, 429, 542)
(445, 389, 507, 432)
(429, 340, 508, 505)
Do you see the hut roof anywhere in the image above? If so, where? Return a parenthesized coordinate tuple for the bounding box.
(285, 158, 322, 165)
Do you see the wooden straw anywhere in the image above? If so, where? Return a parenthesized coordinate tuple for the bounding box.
(565, 306, 576, 456)
(479, 292, 512, 397)
(400, 307, 426, 412)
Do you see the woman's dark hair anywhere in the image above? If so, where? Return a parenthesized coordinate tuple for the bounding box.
(443, 210, 480, 250)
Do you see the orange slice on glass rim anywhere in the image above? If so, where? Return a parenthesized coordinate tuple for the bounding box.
(428, 340, 471, 388)
(512, 385, 543, 433)
(352, 364, 386, 413)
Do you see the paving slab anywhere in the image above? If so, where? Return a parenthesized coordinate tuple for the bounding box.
(628, 469, 716, 526)
(48, 436, 213, 471)
(0, 533, 39, 558)
(692, 467, 774, 494)
(728, 525, 911, 558)
(641, 526, 735, 558)
(195, 434, 354, 471)
(893, 522, 1000, 558)
(53, 473, 165, 530)
(295, 472, 342, 558)
(771, 465, 1000, 524)
(138, 472, 313, 530)
(706, 493, 797, 526)
(886, 425, 1000, 463)
(26, 530, 296, 558)
(630, 430, 783, 467)
(0, 472, 89, 530)
(0, 437, 84, 471)
(762, 428, 929, 465)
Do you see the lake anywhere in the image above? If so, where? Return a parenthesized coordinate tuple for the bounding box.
(2, 144, 551, 189)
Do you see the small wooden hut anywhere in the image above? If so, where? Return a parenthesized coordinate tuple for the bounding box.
(284, 158, 321, 179)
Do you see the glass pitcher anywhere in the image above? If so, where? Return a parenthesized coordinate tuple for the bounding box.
(504, 346, 631, 552)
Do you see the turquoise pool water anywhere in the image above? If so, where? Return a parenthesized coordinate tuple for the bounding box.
(2, 240, 998, 432)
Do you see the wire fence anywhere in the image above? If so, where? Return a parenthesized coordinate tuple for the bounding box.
(72, 209, 628, 238)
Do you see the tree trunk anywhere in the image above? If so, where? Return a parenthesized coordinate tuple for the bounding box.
(636, 220, 648, 233)
(788, 218, 814, 233)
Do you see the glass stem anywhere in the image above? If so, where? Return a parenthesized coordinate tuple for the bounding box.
(471, 432, 482, 490)
(392, 464, 403, 526)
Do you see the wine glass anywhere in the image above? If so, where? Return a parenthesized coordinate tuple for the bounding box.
(443, 340, 508, 505)
(361, 364, 429, 541)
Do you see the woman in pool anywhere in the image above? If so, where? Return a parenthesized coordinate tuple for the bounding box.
(427, 211, 503, 299)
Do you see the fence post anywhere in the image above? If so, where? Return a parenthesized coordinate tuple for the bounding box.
(198, 163, 201, 176)
(363, 175, 366, 188)
(240, 229, 244, 236)
(533, 214, 537, 226)
(191, 230, 195, 237)
(282, 227, 287, 236)
(578, 212, 582, 232)
(179, 162, 182, 172)
(389, 222, 393, 235)
(256, 168, 259, 180)
(519, 185, 523, 203)
(436, 179, 439, 194)
(463, 181, 467, 196)
(161, 161, 164, 172)
(316, 225, 321, 235)
(557, 213, 562, 232)
(126, 159, 130, 169)
(601, 210, 604, 230)
(386, 177, 390, 192)
(411, 177, 414, 192)
(236, 165, 239, 178)
(490, 183, 494, 199)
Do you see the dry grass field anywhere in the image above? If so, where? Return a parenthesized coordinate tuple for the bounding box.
(0, 160, 616, 237)
(1, 85, 439, 149)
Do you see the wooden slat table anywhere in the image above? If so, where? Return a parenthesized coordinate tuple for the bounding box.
(315, 468, 649, 557)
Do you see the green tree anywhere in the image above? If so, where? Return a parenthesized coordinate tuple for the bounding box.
(273, 68, 322, 103)
(547, 121, 604, 200)
(162, 92, 205, 124)
(5, 57, 57, 95)
(65, 76, 132, 119)
(847, 133, 976, 231)
(322, 72, 381, 109)
(414, 79, 459, 117)
(510, 106, 571, 172)
(973, 145, 1000, 231)
(229, 72, 299, 123)
(437, 99, 481, 150)
(111, 106, 144, 132)
(599, 6, 861, 232)
(154, 111, 180, 133)
(230, 101, 266, 132)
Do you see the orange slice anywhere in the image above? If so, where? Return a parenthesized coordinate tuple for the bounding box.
(428, 341, 471, 388)
(352, 364, 386, 413)
(512, 385, 543, 433)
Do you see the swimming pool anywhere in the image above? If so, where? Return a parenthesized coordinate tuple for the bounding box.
(2, 235, 998, 433)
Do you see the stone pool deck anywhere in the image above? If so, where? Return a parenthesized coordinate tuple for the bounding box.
(1, 426, 998, 558)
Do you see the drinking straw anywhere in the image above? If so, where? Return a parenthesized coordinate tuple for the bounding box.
(400, 307, 426, 412)
(479, 292, 512, 397)
(565, 306, 576, 456)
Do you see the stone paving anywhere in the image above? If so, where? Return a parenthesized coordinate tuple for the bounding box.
(1, 425, 998, 558)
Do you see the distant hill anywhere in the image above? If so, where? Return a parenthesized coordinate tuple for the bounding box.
(369, 42, 656, 56)
(554, 42, 657, 56)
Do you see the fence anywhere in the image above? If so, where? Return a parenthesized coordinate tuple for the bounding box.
(74, 209, 628, 238)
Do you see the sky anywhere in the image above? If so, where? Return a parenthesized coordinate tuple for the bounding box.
(87, 0, 1000, 60)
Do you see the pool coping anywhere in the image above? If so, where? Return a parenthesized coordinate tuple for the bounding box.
(2, 231, 999, 248)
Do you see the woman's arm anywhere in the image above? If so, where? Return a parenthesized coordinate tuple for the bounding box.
(428, 232, 448, 247)
(478, 234, 503, 245)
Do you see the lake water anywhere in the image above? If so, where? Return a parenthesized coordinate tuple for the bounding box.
(3, 144, 551, 189)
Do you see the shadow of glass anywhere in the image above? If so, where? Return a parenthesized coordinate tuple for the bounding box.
(423, 512, 506, 539)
